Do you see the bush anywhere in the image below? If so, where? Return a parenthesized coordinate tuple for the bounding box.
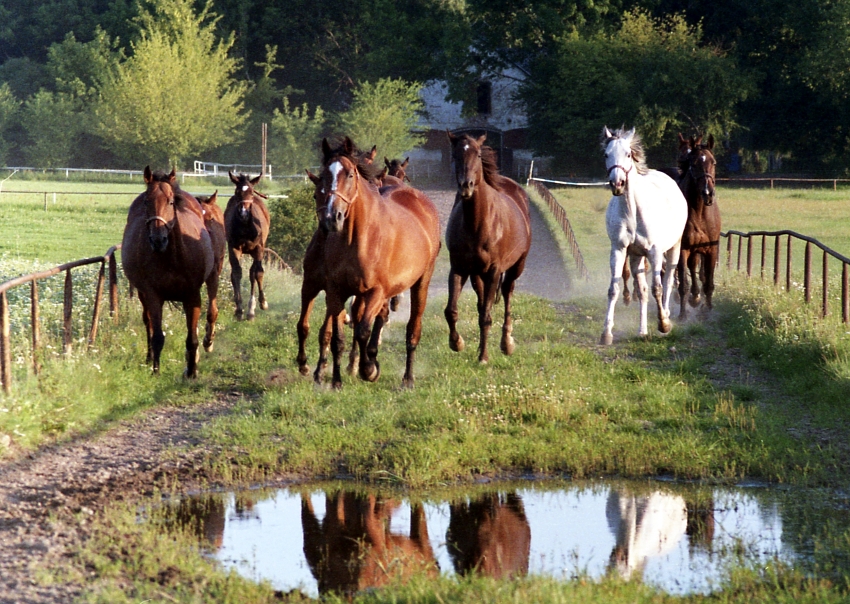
(266, 182, 317, 271)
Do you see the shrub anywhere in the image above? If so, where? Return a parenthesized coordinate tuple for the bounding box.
(266, 182, 317, 271)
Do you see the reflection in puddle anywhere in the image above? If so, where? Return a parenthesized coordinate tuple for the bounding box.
(168, 481, 844, 597)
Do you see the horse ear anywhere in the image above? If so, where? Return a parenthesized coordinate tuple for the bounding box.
(693, 135, 703, 148)
(229, 171, 238, 185)
(306, 170, 321, 186)
(250, 174, 261, 186)
(678, 133, 687, 145)
(625, 127, 636, 141)
(366, 145, 377, 163)
(403, 157, 409, 167)
(207, 191, 218, 204)
(168, 167, 177, 182)
(321, 138, 333, 161)
(378, 167, 388, 179)
(476, 134, 487, 146)
(343, 136, 355, 155)
(144, 166, 153, 183)
(706, 134, 715, 150)
(447, 129, 457, 144)
(602, 126, 613, 140)
(385, 157, 391, 168)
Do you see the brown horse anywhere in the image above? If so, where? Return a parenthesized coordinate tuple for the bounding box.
(445, 132, 532, 363)
(224, 172, 271, 320)
(314, 137, 440, 388)
(296, 144, 392, 377)
(677, 134, 721, 317)
(301, 491, 438, 595)
(121, 167, 214, 378)
(384, 156, 410, 183)
(447, 492, 531, 579)
(196, 191, 226, 352)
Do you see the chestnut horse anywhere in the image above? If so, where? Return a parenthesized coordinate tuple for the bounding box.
(445, 132, 532, 363)
(196, 191, 226, 351)
(121, 167, 215, 378)
(296, 144, 391, 376)
(224, 172, 270, 320)
(677, 134, 721, 317)
(314, 137, 440, 388)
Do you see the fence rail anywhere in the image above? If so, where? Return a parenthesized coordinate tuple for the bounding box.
(527, 178, 590, 280)
(0, 246, 290, 395)
(721, 230, 850, 323)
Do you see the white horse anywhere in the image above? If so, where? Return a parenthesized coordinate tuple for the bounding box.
(600, 126, 687, 345)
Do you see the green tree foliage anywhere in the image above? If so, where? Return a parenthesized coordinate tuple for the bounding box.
(270, 98, 325, 174)
(335, 78, 425, 159)
(93, 0, 247, 168)
(265, 182, 319, 270)
(521, 10, 753, 171)
(20, 91, 82, 168)
(0, 84, 20, 165)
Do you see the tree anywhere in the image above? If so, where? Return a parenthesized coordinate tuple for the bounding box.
(20, 91, 82, 168)
(93, 0, 248, 168)
(0, 84, 20, 165)
(520, 10, 753, 172)
(334, 78, 425, 159)
(270, 98, 325, 174)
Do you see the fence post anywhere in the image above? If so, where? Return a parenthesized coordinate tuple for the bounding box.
(109, 253, 119, 320)
(63, 269, 73, 355)
(31, 281, 40, 375)
(773, 235, 781, 286)
(843, 263, 849, 324)
(1, 292, 10, 394)
(786, 235, 793, 292)
(746, 236, 753, 277)
(760, 235, 766, 279)
(822, 250, 829, 317)
(88, 261, 106, 348)
(804, 241, 812, 303)
(736, 235, 743, 271)
(726, 236, 732, 270)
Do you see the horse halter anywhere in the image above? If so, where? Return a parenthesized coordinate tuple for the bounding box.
(325, 159, 360, 224)
(144, 190, 176, 231)
(688, 152, 716, 204)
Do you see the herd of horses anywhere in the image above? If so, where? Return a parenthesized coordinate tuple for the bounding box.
(120, 126, 719, 386)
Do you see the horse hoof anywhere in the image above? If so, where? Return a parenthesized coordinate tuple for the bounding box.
(261, 301, 269, 310)
(332, 380, 343, 390)
(247, 313, 256, 321)
(689, 295, 701, 308)
(501, 336, 515, 356)
(203, 341, 214, 353)
(359, 361, 380, 382)
(401, 377, 414, 389)
(234, 312, 243, 321)
(600, 333, 614, 345)
(622, 292, 631, 306)
(347, 362, 357, 376)
(450, 335, 465, 352)
(299, 364, 310, 376)
(183, 368, 198, 380)
(659, 319, 672, 334)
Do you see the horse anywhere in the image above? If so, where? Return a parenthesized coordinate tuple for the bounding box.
(195, 191, 226, 352)
(297, 143, 393, 377)
(676, 134, 721, 317)
(224, 171, 271, 320)
(444, 131, 532, 363)
(384, 156, 410, 184)
(121, 167, 215, 378)
(301, 491, 438, 595)
(314, 136, 440, 389)
(600, 126, 687, 345)
(447, 492, 531, 579)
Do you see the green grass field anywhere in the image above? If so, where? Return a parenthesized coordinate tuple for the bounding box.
(2, 179, 850, 603)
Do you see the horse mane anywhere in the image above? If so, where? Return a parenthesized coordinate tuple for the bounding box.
(324, 138, 385, 184)
(480, 145, 510, 191)
(601, 128, 649, 176)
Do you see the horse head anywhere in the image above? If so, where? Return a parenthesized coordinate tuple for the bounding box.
(687, 134, 716, 205)
(385, 157, 410, 182)
(307, 169, 329, 233)
(229, 171, 262, 223)
(602, 126, 640, 196)
(143, 166, 179, 253)
(318, 138, 362, 233)
(448, 130, 488, 199)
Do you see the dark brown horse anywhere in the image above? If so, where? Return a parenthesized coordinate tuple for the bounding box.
(224, 172, 270, 320)
(445, 132, 532, 363)
(384, 156, 410, 183)
(296, 144, 392, 377)
(121, 167, 215, 378)
(677, 134, 721, 317)
(447, 492, 531, 579)
(314, 137, 440, 388)
(196, 191, 226, 352)
(301, 491, 438, 595)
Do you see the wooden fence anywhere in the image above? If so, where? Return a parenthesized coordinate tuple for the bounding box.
(0, 246, 288, 395)
(527, 178, 590, 280)
(722, 230, 850, 323)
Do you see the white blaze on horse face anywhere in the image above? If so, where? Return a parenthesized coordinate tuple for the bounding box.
(242, 185, 249, 191)
(327, 161, 343, 215)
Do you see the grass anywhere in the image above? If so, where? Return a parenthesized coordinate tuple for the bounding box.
(2, 179, 850, 601)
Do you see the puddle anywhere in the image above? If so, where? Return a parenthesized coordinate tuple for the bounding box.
(165, 481, 849, 597)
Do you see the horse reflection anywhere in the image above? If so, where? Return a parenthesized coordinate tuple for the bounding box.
(301, 492, 438, 595)
(170, 496, 226, 550)
(606, 488, 688, 579)
(447, 492, 531, 579)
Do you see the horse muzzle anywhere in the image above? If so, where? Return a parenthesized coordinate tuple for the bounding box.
(323, 207, 346, 233)
(609, 181, 625, 196)
(458, 180, 475, 199)
(149, 233, 169, 252)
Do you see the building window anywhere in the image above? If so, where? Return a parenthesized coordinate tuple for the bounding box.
(476, 81, 492, 115)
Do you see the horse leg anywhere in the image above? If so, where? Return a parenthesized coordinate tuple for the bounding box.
(630, 254, 649, 338)
(703, 248, 718, 310)
(313, 310, 334, 385)
(328, 299, 348, 390)
(654, 244, 681, 334)
(246, 255, 264, 320)
(361, 300, 389, 383)
(203, 270, 220, 353)
(472, 272, 499, 364)
(500, 258, 526, 355)
(347, 296, 366, 375)
(445, 270, 468, 352)
(677, 249, 690, 319)
(138, 290, 154, 365)
(182, 294, 202, 379)
(254, 252, 268, 311)
(354, 291, 386, 383)
(229, 246, 244, 320)
(621, 257, 632, 306)
(601, 246, 628, 345)
(688, 252, 701, 307)
(297, 275, 323, 376)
